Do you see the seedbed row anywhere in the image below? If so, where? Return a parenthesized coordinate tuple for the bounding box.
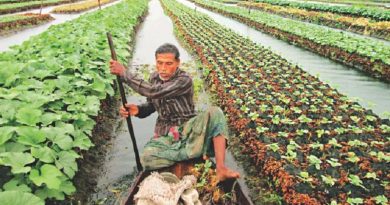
(253, 0, 390, 21)
(239, 2, 390, 41)
(0, 0, 78, 15)
(0, 13, 54, 35)
(161, 0, 390, 203)
(52, 0, 117, 13)
(192, 0, 390, 83)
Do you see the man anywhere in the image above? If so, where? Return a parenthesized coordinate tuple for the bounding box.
(109, 43, 239, 181)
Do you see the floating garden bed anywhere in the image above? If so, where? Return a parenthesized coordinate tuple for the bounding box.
(161, 0, 390, 203)
(0, 13, 54, 35)
(239, 2, 390, 41)
(52, 0, 117, 13)
(0, 0, 79, 15)
(0, 0, 36, 4)
(192, 0, 390, 83)
(253, 0, 390, 21)
(0, 0, 148, 203)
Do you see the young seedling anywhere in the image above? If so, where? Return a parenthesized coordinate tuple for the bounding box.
(346, 152, 360, 163)
(328, 138, 342, 148)
(308, 155, 322, 170)
(298, 172, 313, 183)
(309, 142, 324, 150)
(321, 175, 337, 187)
(256, 126, 269, 134)
(326, 158, 341, 167)
(347, 197, 364, 205)
(348, 174, 367, 190)
(374, 195, 388, 205)
(267, 143, 280, 152)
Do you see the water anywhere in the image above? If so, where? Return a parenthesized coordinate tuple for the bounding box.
(94, 1, 252, 202)
(177, 0, 390, 119)
(0, 0, 122, 52)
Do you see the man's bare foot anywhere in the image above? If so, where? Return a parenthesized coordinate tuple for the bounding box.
(216, 166, 240, 182)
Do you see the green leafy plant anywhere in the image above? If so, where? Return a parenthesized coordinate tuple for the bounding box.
(321, 175, 337, 186)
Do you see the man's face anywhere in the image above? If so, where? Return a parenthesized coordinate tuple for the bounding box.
(156, 53, 180, 81)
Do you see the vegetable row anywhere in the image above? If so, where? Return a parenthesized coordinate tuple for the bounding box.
(52, 0, 116, 13)
(254, 0, 390, 21)
(239, 2, 390, 41)
(162, 0, 390, 203)
(0, 0, 36, 4)
(0, 13, 53, 35)
(192, 0, 390, 82)
(0, 0, 76, 14)
(0, 0, 147, 203)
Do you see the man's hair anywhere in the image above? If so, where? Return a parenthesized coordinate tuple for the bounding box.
(155, 43, 180, 60)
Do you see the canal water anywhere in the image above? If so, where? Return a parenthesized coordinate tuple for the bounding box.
(92, 0, 252, 203)
(177, 0, 390, 119)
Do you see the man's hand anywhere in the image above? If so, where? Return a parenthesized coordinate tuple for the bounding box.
(109, 60, 126, 77)
(119, 103, 139, 118)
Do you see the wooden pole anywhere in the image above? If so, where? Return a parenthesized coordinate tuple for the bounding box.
(106, 32, 143, 172)
(98, 0, 101, 10)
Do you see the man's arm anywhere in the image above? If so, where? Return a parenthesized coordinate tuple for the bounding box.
(109, 60, 192, 99)
(122, 70, 192, 99)
(136, 98, 156, 118)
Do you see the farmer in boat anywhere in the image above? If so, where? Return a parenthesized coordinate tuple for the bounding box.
(109, 43, 239, 181)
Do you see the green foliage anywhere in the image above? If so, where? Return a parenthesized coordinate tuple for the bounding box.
(161, 0, 390, 203)
(0, 0, 148, 202)
(254, 0, 390, 21)
(0, 191, 44, 205)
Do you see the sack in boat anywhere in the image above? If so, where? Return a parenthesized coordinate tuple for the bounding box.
(135, 172, 201, 205)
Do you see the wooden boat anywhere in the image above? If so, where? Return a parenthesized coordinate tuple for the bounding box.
(124, 159, 252, 205)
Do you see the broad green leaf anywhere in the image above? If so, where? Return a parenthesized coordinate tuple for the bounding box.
(31, 147, 56, 163)
(83, 96, 100, 116)
(0, 88, 19, 100)
(0, 117, 8, 125)
(56, 135, 74, 150)
(2, 142, 29, 152)
(40, 113, 62, 126)
(29, 164, 63, 190)
(16, 107, 42, 126)
(0, 62, 23, 87)
(91, 76, 106, 93)
(35, 187, 64, 200)
(55, 151, 80, 178)
(73, 130, 94, 150)
(0, 152, 35, 174)
(59, 180, 76, 195)
(0, 126, 15, 145)
(41, 125, 73, 150)
(0, 100, 18, 121)
(0, 191, 44, 205)
(3, 177, 32, 192)
(16, 126, 46, 146)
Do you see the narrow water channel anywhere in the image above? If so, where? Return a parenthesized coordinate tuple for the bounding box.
(178, 0, 390, 119)
(93, 0, 253, 203)
(0, 0, 122, 52)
